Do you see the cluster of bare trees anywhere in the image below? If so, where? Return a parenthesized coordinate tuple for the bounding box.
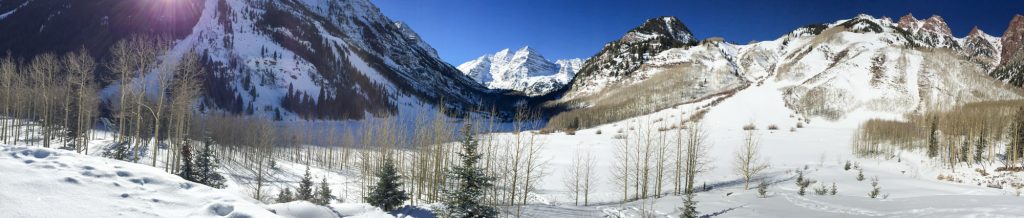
(610, 118, 711, 209)
(564, 145, 596, 206)
(0, 35, 206, 179)
(0, 49, 101, 153)
(207, 106, 549, 216)
(853, 100, 1024, 170)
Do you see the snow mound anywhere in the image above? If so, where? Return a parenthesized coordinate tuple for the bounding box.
(0, 146, 281, 218)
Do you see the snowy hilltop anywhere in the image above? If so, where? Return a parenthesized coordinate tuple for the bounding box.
(458, 47, 583, 96)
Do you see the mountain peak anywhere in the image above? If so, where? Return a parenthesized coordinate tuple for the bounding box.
(621, 16, 697, 44)
(1001, 14, 1024, 64)
(969, 26, 985, 36)
(516, 46, 539, 54)
(897, 13, 919, 30)
(458, 47, 582, 96)
(921, 15, 952, 35)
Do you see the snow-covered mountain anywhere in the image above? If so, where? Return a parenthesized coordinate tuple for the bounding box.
(457, 47, 582, 96)
(0, 0, 526, 121)
(545, 13, 1024, 129)
(991, 15, 1024, 86)
(559, 16, 699, 99)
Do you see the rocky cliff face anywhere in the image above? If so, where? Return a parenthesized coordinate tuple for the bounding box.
(1001, 15, 1024, 65)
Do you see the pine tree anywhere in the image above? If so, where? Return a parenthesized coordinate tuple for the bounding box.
(795, 170, 804, 185)
(178, 144, 195, 181)
(438, 123, 498, 218)
(315, 177, 333, 205)
(927, 116, 939, 158)
(277, 188, 294, 203)
(364, 157, 408, 211)
(868, 177, 881, 198)
(757, 181, 768, 198)
(680, 193, 698, 218)
(194, 138, 225, 188)
(297, 166, 314, 201)
(830, 182, 838, 195)
(856, 169, 865, 181)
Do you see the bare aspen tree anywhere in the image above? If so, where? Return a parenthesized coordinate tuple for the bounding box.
(168, 50, 203, 172)
(28, 53, 59, 148)
(734, 130, 770, 189)
(0, 53, 16, 144)
(569, 144, 598, 205)
(611, 124, 633, 202)
(564, 145, 584, 206)
(149, 49, 175, 167)
(108, 38, 136, 144)
(64, 48, 97, 154)
(578, 146, 596, 206)
(683, 120, 711, 194)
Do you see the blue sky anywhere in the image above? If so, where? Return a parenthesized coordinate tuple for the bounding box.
(373, 0, 1023, 65)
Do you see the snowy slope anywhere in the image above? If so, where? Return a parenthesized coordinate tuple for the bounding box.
(457, 47, 583, 96)
(0, 144, 416, 218)
(0, 146, 282, 218)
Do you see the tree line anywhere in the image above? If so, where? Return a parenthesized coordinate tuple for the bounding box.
(854, 100, 1024, 171)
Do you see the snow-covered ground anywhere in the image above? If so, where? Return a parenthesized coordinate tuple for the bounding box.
(2, 78, 1023, 217)
(497, 77, 1024, 217)
(0, 145, 410, 218)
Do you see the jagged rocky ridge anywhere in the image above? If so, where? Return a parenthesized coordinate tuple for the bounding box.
(0, 0, 529, 121)
(543, 13, 1024, 129)
(457, 47, 582, 96)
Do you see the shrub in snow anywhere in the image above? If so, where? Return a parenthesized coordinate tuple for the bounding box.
(757, 181, 769, 198)
(814, 183, 829, 195)
(767, 124, 779, 130)
(857, 169, 865, 181)
(844, 161, 852, 171)
(277, 188, 294, 203)
(795, 170, 805, 185)
(797, 178, 814, 196)
(869, 177, 881, 199)
(742, 123, 756, 130)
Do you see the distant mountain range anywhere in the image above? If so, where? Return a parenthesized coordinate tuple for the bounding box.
(457, 47, 583, 96)
(0, 0, 1022, 124)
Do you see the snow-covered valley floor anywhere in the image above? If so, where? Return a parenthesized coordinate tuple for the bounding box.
(1, 80, 1023, 218)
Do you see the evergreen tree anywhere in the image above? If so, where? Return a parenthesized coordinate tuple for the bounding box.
(297, 166, 314, 201)
(364, 157, 408, 211)
(194, 138, 226, 188)
(315, 177, 333, 205)
(757, 181, 768, 198)
(277, 188, 294, 203)
(830, 182, 838, 195)
(680, 193, 698, 218)
(927, 116, 939, 158)
(178, 144, 195, 181)
(438, 123, 498, 218)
